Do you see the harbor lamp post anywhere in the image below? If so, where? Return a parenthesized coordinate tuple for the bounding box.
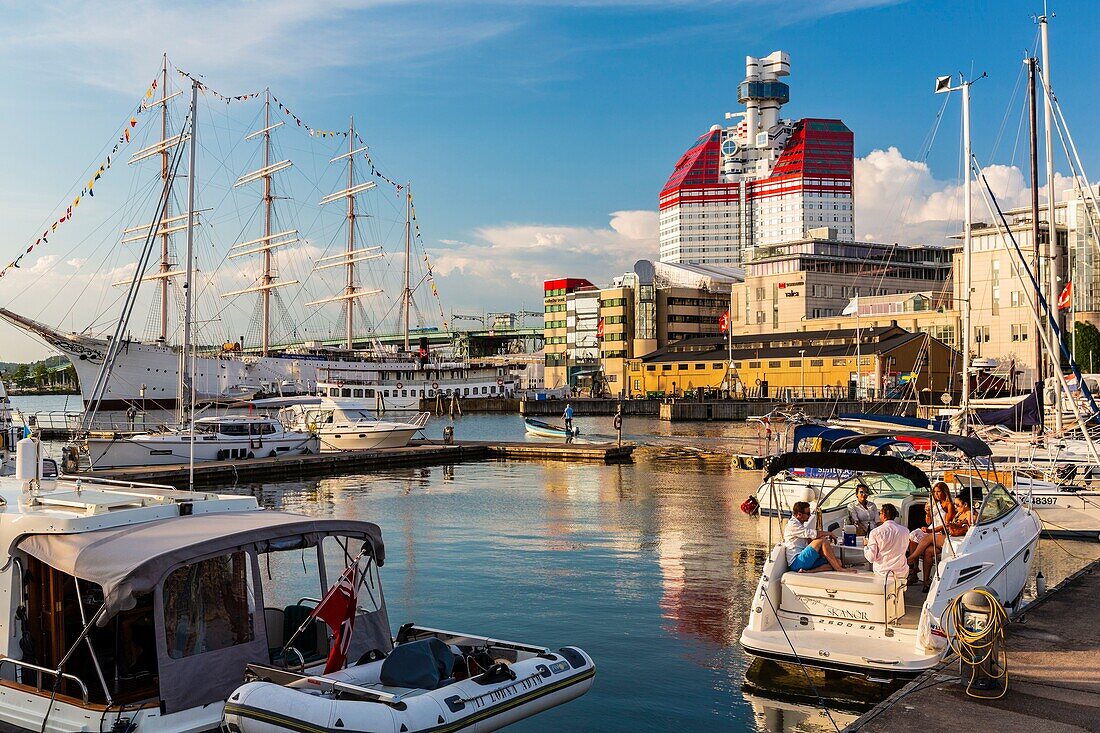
(799, 349, 806, 400)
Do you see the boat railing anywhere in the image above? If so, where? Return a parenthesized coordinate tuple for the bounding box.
(0, 657, 90, 703)
(14, 411, 149, 435)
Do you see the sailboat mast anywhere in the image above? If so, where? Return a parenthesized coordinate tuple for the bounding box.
(158, 54, 171, 343)
(1027, 57, 1045, 398)
(1040, 14, 1062, 431)
(961, 76, 972, 431)
(262, 89, 274, 356)
(346, 119, 356, 350)
(403, 184, 411, 351)
(179, 80, 198, 426)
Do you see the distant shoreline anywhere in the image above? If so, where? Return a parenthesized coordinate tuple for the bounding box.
(7, 388, 80, 396)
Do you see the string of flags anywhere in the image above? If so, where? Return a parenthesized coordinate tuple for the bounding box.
(177, 66, 407, 195)
(175, 68, 261, 104)
(410, 196, 449, 331)
(0, 76, 160, 280)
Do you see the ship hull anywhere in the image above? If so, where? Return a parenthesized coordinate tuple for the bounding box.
(0, 309, 517, 409)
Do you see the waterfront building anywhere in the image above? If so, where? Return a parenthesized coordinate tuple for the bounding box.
(626, 325, 958, 400)
(728, 229, 956, 335)
(658, 51, 855, 267)
(598, 261, 739, 395)
(543, 277, 598, 389)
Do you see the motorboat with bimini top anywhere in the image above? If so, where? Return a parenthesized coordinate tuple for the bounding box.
(740, 438, 1041, 680)
(523, 418, 578, 439)
(748, 424, 920, 518)
(0, 437, 592, 732)
(76, 415, 318, 470)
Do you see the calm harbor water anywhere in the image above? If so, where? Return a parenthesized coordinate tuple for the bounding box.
(12, 396, 1100, 732)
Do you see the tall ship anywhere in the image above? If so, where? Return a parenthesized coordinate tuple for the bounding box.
(0, 58, 515, 409)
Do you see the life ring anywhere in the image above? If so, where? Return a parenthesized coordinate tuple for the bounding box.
(396, 382, 404, 389)
(432, 382, 439, 390)
(613, 414, 622, 430)
(497, 378, 504, 386)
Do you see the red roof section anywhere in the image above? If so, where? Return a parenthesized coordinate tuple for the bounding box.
(544, 277, 595, 293)
(659, 119, 853, 210)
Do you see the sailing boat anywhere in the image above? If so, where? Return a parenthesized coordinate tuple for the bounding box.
(0, 64, 516, 411)
(79, 79, 317, 470)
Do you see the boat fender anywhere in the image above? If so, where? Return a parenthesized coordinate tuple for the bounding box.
(268, 450, 277, 458)
(247, 451, 255, 460)
(740, 495, 760, 515)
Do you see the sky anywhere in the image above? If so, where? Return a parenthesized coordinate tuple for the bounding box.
(0, 0, 1098, 361)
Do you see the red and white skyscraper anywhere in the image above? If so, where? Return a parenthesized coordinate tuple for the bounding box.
(659, 51, 855, 266)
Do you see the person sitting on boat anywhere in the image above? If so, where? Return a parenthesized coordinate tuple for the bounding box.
(862, 503, 909, 579)
(784, 501, 853, 574)
(846, 483, 879, 535)
(907, 486, 967, 592)
(563, 403, 574, 432)
(907, 481, 954, 585)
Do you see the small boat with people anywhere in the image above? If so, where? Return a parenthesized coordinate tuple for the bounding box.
(0, 436, 593, 732)
(740, 434, 1041, 681)
(523, 418, 579, 439)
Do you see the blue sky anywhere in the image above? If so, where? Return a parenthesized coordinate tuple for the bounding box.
(0, 0, 1097, 360)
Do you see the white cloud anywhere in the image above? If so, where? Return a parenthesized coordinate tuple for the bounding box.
(855, 146, 1076, 245)
(429, 209, 657, 310)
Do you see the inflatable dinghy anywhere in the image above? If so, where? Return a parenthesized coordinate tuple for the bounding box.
(223, 625, 595, 733)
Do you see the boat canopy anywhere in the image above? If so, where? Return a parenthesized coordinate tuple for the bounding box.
(765, 451, 932, 490)
(829, 430, 992, 457)
(17, 512, 384, 623)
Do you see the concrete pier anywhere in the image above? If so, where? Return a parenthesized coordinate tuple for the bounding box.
(847, 561, 1100, 732)
(76, 439, 635, 487)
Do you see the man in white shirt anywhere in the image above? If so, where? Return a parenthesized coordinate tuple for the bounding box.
(863, 503, 910, 578)
(784, 501, 851, 573)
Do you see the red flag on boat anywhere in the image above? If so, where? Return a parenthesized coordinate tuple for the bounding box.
(596, 317, 605, 339)
(719, 310, 730, 333)
(1057, 282, 1073, 311)
(310, 556, 362, 673)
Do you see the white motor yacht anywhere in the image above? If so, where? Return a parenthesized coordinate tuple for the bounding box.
(280, 401, 429, 452)
(740, 436, 1041, 681)
(79, 415, 318, 470)
(0, 437, 593, 732)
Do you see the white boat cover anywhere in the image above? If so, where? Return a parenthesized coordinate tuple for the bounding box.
(16, 511, 384, 622)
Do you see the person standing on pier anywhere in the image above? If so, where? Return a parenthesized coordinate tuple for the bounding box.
(563, 403, 574, 433)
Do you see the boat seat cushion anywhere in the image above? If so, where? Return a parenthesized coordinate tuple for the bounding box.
(781, 571, 905, 624)
(380, 638, 456, 690)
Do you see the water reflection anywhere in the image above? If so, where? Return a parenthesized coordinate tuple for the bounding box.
(17, 397, 1098, 732)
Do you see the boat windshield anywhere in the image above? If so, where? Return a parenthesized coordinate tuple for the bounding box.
(818, 472, 924, 512)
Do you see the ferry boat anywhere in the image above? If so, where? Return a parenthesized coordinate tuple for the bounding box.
(0, 437, 593, 732)
(740, 436, 1041, 681)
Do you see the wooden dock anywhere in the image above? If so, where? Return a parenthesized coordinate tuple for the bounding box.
(76, 439, 635, 487)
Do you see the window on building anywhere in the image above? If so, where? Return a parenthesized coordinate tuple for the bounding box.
(768, 361, 781, 368)
(662, 365, 672, 371)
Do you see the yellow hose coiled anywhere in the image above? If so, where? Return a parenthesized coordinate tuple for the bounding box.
(940, 587, 1009, 699)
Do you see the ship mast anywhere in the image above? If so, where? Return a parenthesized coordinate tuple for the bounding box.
(223, 88, 299, 353)
(158, 54, 171, 343)
(403, 184, 411, 351)
(179, 79, 199, 427)
(308, 125, 382, 344)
